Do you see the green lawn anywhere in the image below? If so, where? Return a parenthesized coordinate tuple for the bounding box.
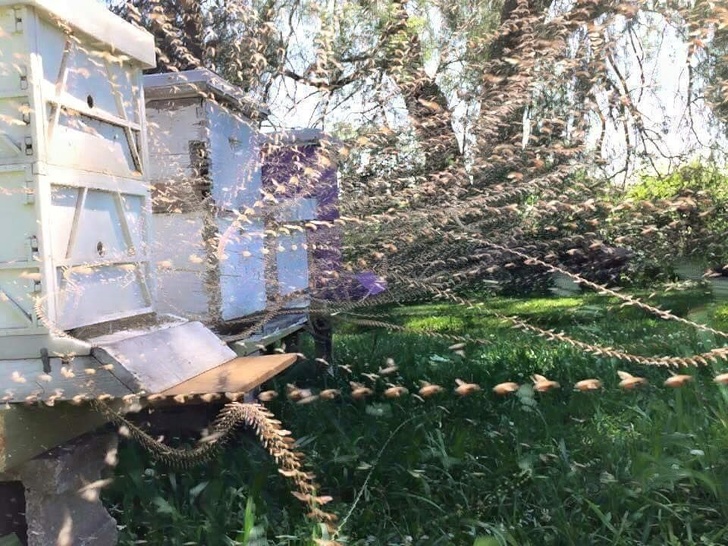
(105, 288, 728, 545)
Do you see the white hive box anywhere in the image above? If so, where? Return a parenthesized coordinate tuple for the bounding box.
(269, 196, 314, 309)
(144, 69, 270, 324)
(262, 129, 343, 307)
(0, 0, 156, 358)
(0, 2, 243, 406)
(0, 8, 303, 471)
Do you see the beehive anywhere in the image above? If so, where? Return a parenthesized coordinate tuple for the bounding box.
(144, 69, 272, 324)
(0, 0, 156, 358)
(0, 4, 308, 479)
(0, 1, 241, 405)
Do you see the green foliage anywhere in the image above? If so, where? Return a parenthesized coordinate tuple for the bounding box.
(104, 431, 314, 545)
(628, 164, 728, 202)
(0, 535, 22, 546)
(107, 290, 728, 545)
(610, 163, 728, 281)
(715, 303, 728, 331)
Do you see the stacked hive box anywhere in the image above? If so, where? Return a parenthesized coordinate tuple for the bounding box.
(0, 0, 156, 360)
(0, 11, 303, 531)
(0, 3, 239, 412)
(144, 69, 313, 325)
(261, 129, 342, 302)
(144, 70, 267, 323)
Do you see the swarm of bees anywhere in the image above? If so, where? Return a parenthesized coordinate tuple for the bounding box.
(248, 364, 728, 407)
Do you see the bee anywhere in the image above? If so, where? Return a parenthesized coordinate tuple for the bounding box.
(77, 478, 114, 502)
(492, 382, 519, 395)
(664, 374, 693, 388)
(379, 358, 398, 375)
(532, 374, 560, 392)
(258, 390, 278, 402)
(454, 379, 481, 396)
(319, 389, 340, 400)
(617, 371, 647, 389)
(286, 384, 312, 402)
(418, 382, 443, 398)
(574, 379, 602, 391)
(383, 385, 408, 398)
(350, 382, 373, 400)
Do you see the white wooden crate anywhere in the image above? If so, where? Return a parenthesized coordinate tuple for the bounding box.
(144, 69, 271, 324)
(0, 4, 280, 428)
(0, 0, 155, 353)
(270, 202, 315, 309)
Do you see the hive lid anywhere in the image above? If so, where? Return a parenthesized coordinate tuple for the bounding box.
(0, 0, 156, 68)
(144, 69, 270, 119)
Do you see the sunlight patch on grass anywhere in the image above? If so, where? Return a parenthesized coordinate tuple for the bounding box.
(403, 315, 467, 332)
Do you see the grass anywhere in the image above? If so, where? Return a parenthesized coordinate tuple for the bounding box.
(104, 286, 728, 545)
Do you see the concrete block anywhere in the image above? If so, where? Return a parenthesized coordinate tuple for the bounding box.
(7, 433, 119, 546)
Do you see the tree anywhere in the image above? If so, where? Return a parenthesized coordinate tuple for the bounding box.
(116, 0, 727, 334)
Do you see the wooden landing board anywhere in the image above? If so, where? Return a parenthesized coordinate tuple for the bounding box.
(161, 354, 298, 396)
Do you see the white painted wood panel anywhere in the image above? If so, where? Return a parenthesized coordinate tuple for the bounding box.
(151, 211, 209, 319)
(0, 0, 156, 69)
(0, 166, 35, 263)
(55, 266, 151, 331)
(150, 212, 269, 322)
(48, 184, 152, 330)
(274, 197, 317, 222)
(0, 1, 155, 342)
(206, 101, 261, 211)
(276, 231, 309, 302)
(36, 14, 146, 178)
(217, 216, 266, 320)
(0, 271, 36, 330)
(0, 7, 32, 164)
(146, 99, 206, 180)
